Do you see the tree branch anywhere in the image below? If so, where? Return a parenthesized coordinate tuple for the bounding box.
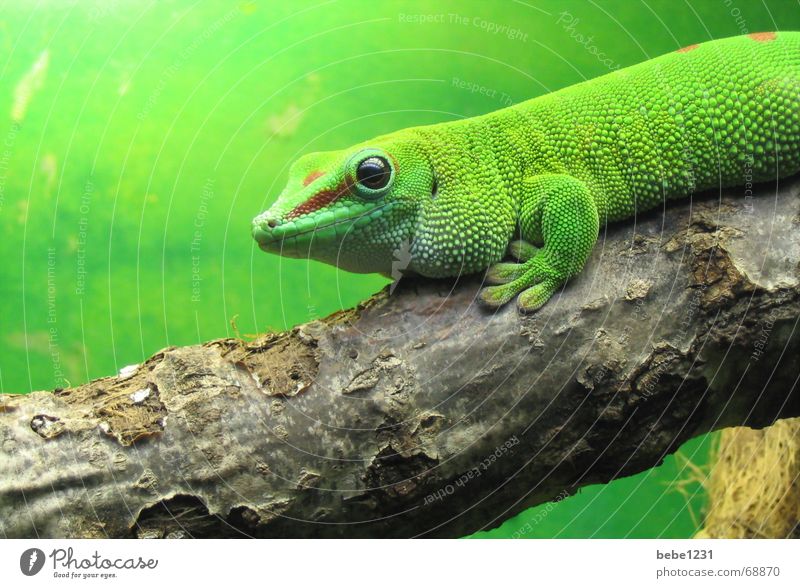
(2, 178, 800, 538)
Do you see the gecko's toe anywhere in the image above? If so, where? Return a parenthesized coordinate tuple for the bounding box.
(478, 283, 520, 308)
(507, 240, 539, 262)
(516, 279, 559, 314)
(485, 262, 526, 285)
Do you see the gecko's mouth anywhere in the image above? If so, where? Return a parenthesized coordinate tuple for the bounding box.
(252, 202, 393, 252)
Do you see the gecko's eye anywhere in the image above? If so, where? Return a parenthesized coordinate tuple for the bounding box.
(356, 156, 391, 190)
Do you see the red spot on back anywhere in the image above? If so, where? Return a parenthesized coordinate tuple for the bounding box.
(286, 180, 349, 220)
(676, 43, 699, 54)
(749, 32, 777, 42)
(303, 170, 325, 187)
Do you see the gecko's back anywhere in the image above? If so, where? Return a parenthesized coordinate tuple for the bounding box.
(488, 32, 800, 221)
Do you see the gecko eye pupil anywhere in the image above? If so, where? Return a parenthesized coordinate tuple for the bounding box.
(356, 156, 391, 190)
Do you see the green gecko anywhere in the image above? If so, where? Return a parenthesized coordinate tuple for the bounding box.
(253, 32, 800, 312)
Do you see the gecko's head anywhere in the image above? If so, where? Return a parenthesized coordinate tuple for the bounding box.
(252, 137, 433, 274)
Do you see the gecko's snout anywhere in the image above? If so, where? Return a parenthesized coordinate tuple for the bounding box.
(252, 212, 279, 246)
(252, 210, 297, 251)
(253, 211, 282, 231)
(254, 210, 282, 228)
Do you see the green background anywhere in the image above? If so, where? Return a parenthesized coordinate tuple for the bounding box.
(1, 0, 796, 538)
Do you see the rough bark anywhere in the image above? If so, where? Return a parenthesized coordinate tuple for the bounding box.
(1, 178, 800, 539)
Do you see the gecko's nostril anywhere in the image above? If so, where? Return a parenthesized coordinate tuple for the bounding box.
(267, 218, 278, 229)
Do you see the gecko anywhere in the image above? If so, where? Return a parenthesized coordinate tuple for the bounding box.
(252, 32, 800, 312)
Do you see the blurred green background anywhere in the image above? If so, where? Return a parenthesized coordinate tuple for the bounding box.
(1, 0, 797, 538)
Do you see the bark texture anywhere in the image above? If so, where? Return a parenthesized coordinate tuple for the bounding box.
(2, 178, 800, 538)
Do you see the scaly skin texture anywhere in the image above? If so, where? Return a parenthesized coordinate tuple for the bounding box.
(253, 33, 800, 312)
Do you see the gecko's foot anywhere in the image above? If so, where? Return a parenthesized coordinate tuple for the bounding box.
(480, 174, 595, 313)
(484, 239, 541, 284)
(479, 255, 562, 313)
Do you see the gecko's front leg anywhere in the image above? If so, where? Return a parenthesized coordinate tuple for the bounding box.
(479, 174, 600, 313)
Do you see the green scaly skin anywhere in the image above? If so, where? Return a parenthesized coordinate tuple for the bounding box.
(253, 33, 800, 312)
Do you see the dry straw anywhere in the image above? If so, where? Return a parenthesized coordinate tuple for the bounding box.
(696, 418, 800, 538)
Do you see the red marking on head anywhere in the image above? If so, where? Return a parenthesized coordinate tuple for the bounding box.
(749, 32, 777, 42)
(676, 44, 699, 53)
(285, 180, 349, 220)
(302, 170, 325, 187)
